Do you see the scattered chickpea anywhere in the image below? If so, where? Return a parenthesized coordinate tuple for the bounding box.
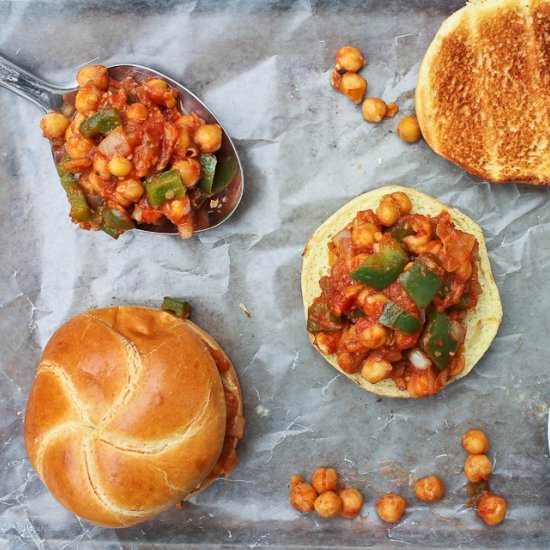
(108, 156, 133, 177)
(361, 355, 393, 384)
(335, 46, 365, 73)
(314, 491, 342, 518)
(289, 475, 305, 491)
(40, 112, 70, 140)
(194, 124, 222, 154)
(175, 127, 191, 155)
(397, 115, 422, 143)
(389, 191, 412, 215)
(376, 494, 407, 524)
(164, 197, 191, 222)
(289, 482, 318, 513)
(362, 98, 387, 123)
(386, 102, 399, 118)
(477, 493, 508, 526)
(464, 454, 492, 483)
(77, 65, 109, 90)
(145, 78, 168, 92)
(126, 103, 148, 122)
(75, 85, 101, 114)
(312, 467, 338, 494)
(173, 159, 202, 188)
(462, 430, 491, 455)
(339, 72, 368, 104)
(339, 488, 364, 518)
(415, 475, 445, 503)
(376, 198, 401, 226)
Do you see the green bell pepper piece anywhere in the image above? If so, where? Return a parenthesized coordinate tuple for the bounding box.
(351, 243, 408, 290)
(399, 257, 443, 309)
(161, 297, 192, 319)
(420, 310, 460, 370)
(379, 302, 421, 334)
(198, 154, 218, 193)
(57, 166, 93, 222)
(101, 207, 135, 239)
(145, 169, 185, 208)
(307, 303, 343, 333)
(79, 108, 122, 138)
(389, 220, 414, 243)
(211, 157, 238, 194)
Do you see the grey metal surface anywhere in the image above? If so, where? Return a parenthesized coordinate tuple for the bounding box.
(0, 0, 548, 548)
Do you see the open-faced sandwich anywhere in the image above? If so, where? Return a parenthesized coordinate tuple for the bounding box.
(24, 303, 244, 527)
(302, 186, 502, 398)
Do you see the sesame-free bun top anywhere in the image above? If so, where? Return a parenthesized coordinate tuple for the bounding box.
(24, 307, 228, 528)
(416, 0, 550, 185)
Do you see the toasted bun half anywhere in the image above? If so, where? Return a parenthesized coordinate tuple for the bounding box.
(301, 185, 503, 398)
(24, 307, 241, 527)
(416, 0, 550, 185)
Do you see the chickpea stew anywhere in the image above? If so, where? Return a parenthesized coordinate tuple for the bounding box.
(40, 65, 238, 239)
(306, 191, 482, 398)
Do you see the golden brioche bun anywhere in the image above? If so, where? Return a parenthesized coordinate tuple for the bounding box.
(24, 306, 242, 527)
(301, 185, 502, 398)
(416, 0, 550, 185)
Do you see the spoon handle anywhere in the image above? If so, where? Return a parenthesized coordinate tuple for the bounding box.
(0, 53, 65, 112)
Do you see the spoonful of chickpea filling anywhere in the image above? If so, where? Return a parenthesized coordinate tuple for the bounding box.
(0, 56, 243, 239)
(307, 191, 481, 398)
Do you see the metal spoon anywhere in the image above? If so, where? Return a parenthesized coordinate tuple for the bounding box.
(0, 54, 244, 235)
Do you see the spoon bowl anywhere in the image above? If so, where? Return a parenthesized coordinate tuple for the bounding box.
(0, 55, 243, 235)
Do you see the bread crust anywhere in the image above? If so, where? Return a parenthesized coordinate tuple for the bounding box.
(24, 307, 242, 527)
(416, 0, 550, 185)
(301, 185, 503, 398)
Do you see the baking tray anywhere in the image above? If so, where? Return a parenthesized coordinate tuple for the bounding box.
(1, 0, 549, 548)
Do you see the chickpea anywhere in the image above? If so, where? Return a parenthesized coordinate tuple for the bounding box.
(175, 126, 191, 155)
(194, 124, 222, 154)
(376, 494, 407, 524)
(77, 65, 109, 90)
(175, 113, 205, 131)
(173, 159, 201, 188)
(40, 112, 70, 140)
(164, 197, 191, 222)
(386, 102, 399, 118)
(377, 199, 401, 226)
(126, 103, 148, 122)
(339, 72, 368, 104)
(359, 324, 388, 349)
(361, 355, 393, 384)
(415, 475, 445, 503)
(339, 488, 364, 518)
(362, 98, 387, 123)
(81, 172, 104, 195)
(289, 482, 317, 513)
(145, 78, 168, 92)
(462, 429, 491, 455)
(464, 454, 492, 483)
(108, 156, 133, 177)
(351, 220, 378, 248)
(312, 467, 338, 494)
(314, 491, 342, 518)
(93, 154, 111, 179)
(397, 115, 422, 143)
(75, 85, 101, 114)
(65, 134, 93, 160)
(390, 191, 412, 215)
(116, 179, 144, 203)
(477, 493, 508, 526)
(335, 46, 365, 73)
(289, 475, 305, 491)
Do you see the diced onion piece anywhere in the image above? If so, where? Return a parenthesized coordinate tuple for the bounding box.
(98, 127, 130, 158)
(449, 320, 466, 344)
(409, 348, 431, 370)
